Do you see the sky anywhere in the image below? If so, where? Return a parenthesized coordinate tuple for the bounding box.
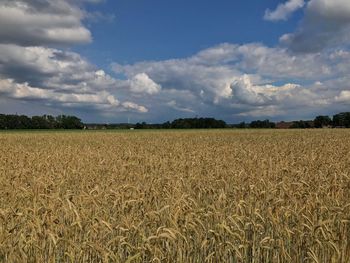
(1, 0, 350, 123)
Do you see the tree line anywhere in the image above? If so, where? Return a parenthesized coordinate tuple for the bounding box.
(133, 112, 350, 129)
(231, 120, 276, 129)
(331, 112, 350, 128)
(134, 118, 227, 129)
(0, 114, 83, 129)
(286, 112, 350, 129)
(1, 112, 350, 130)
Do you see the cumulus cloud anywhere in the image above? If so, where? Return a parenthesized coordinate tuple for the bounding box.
(166, 100, 194, 113)
(113, 42, 350, 120)
(280, 0, 350, 52)
(0, 44, 120, 94)
(0, 78, 112, 104)
(0, 78, 116, 105)
(231, 75, 303, 107)
(0, 0, 92, 46)
(0, 44, 148, 113)
(0, 0, 149, 117)
(335, 90, 350, 103)
(121, 102, 148, 113)
(1, 0, 350, 122)
(113, 54, 239, 105)
(264, 0, 305, 21)
(128, 73, 161, 95)
(231, 76, 268, 105)
(0, 44, 101, 89)
(0, 76, 148, 113)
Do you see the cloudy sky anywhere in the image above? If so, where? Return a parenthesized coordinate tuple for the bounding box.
(1, 0, 350, 123)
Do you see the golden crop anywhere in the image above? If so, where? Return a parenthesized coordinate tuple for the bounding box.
(0, 130, 349, 262)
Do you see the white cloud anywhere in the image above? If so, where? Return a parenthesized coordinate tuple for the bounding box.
(232, 75, 270, 105)
(335, 90, 350, 103)
(0, 44, 116, 92)
(231, 75, 304, 108)
(0, 78, 114, 105)
(237, 106, 286, 118)
(0, 0, 151, 119)
(0, 0, 92, 46)
(1, 0, 350, 122)
(280, 0, 350, 52)
(166, 100, 194, 113)
(121, 102, 148, 113)
(113, 53, 240, 105)
(264, 0, 305, 21)
(112, 42, 350, 120)
(0, 44, 148, 113)
(128, 73, 161, 95)
(0, 77, 148, 113)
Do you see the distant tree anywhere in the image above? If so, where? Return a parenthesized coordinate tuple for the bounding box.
(18, 115, 32, 129)
(56, 115, 84, 129)
(5, 115, 21, 129)
(31, 116, 50, 129)
(0, 114, 5, 129)
(237, 122, 246, 128)
(162, 121, 171, 129)
(135, 122, 142, 129)
(135, 122, 148, 129)
(171, 118, 190, 129)
(333, 112, 350, 128)
(0, 114, 31, 129)
(44, 115, 58, 129)
(314, 115, 331, 128)
(0, 113, 84, 129)
(290, 120, 312, 129)
(249, 119, 275, 128)
(170, 118, 226, 129)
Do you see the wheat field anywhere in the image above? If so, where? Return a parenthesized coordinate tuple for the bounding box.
(0, 130, 349, 262)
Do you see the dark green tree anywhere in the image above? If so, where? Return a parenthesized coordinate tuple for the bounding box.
(314, 115, 331, 128)
(249, 119, 275, 128)
(333, 112, 350, 128)
(170, 118, 226, 129)
(56, 115, 84, 129)
(31, 116, 50, 129)
(237, 122, 246, 128)
(290, 120, 312, 129)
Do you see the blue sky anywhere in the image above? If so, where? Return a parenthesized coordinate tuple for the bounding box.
(78, 1, 301, 65)
(1, 0, 350, 123)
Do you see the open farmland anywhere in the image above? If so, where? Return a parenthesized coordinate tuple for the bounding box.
(0, 130, 349, 262)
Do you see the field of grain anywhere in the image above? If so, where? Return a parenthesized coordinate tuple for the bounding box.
(0, 130, 349, 262)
